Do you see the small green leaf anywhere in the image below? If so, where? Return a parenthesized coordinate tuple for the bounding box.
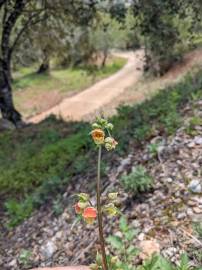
(177, 253, 190, 270)
(124, 229, 138, 241)
(119, 216, 128, 232)
(107, 235, 123, 250)
(158, 256, 175, 270)
(126, 245, 139, 256)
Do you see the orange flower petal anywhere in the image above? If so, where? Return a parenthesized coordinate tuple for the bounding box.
(91, 129, 105, 144)
(74, 203, 83, 214)
(82, 207, 97, 218)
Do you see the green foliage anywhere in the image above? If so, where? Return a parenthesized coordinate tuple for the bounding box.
(5, 198, 34, 228)
(137, 253, 200, 270)
(103, 254, 197, 270)
(185, 116, 202, 136)
(5, 176, 68, 227)
(147, 143, 160, 157)
(107, 216, 139, 270)
(161, 111, 182, 135)
(52, 196, 64, 216)
(140, 253, 201, 270)
(18, 249, 32, 268)
(131, 1, 202, 75)
(113, 69, 202, 152)
(121, 165, 153, 194)
(73, 156, 89, 174)
(14, 58, 126, 92)
(193, 222, 202, 238)
(106, 218, 199, 270)
(1, 69, 202, 226)
(90, 11, 139, 55)
(138, 254, 174, 270)
(0, 129, 91, 194)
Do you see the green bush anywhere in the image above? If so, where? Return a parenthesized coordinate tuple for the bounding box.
(0, 130, 90, 194)
(121, 165, 153, 193)
(5, 197, 34, 227)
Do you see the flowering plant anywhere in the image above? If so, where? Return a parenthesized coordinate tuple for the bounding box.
(74, 118, 118, 270)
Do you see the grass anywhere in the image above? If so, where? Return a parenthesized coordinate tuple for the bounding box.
(1, 68, 202, 227)
(13, 57, 127, 118)
(14, 57, 126, 91)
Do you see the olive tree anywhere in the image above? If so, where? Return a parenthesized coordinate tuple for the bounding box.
(0, 0, 99, 126)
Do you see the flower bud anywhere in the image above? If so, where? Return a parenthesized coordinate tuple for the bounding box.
(92, 123, 101, 129)
(103, 203, 118, 216)
(104, 137, 118, 151)
(77, 193, 89, 202)
(111, 256, 119, 264)
(89, 264, 98, 270)
(78, 201, 89, 209)
(106, 123, 114, 130)
(98, 118, 108, 126)
(108, 192, 118, 200)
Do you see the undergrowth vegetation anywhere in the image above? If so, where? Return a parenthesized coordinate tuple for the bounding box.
(106, 217, 202, 270)
(121, 165, 153, 193)
(1, 69, 202, 227)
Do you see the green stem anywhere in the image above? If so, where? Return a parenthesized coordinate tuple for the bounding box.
(97, 146, 108, 270)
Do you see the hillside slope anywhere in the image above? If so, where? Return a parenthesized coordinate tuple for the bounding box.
(0, 69, 202, 270)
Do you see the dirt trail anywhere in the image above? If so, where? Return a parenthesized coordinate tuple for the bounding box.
(29, 50, 144, 123)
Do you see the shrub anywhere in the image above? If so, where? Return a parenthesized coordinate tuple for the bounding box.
(0, 130, 90, 194)
(5, 197, 34, 228)
(121, 165, 153, 194)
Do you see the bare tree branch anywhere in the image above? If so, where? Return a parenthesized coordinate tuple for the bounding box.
(1, 0, 27, 58)
(0, 0, 6, 11)
(10, 12, 47, 54)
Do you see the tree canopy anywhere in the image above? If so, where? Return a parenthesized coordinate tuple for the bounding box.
(0, 0, 202, 125)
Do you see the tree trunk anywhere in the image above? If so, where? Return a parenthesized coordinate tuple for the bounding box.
(37, 60, 49, 74)
(101, 49, 108, 68)
(0, 59, 22, 126)
(37, 51, 50, 74)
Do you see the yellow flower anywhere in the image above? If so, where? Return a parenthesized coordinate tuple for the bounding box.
(91, 129, 105, 145)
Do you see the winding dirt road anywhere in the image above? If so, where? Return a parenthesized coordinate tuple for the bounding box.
(29, 50, 144, 123)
